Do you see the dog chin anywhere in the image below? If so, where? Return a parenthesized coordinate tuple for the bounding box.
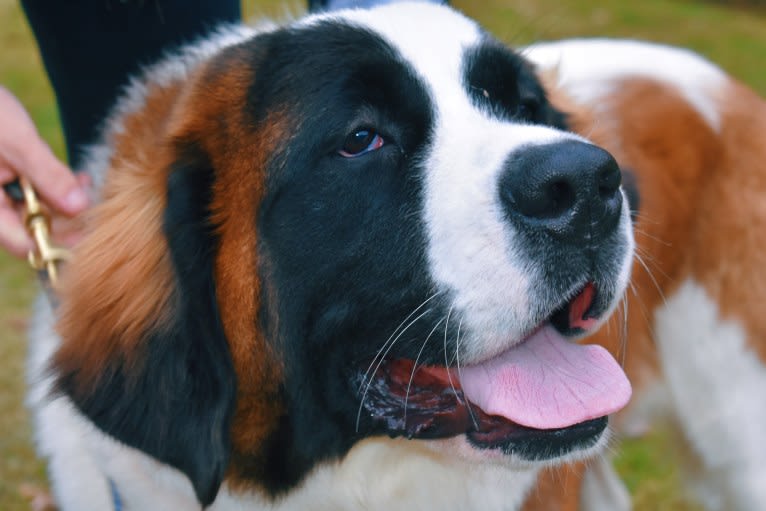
(416, 427, 611, 469)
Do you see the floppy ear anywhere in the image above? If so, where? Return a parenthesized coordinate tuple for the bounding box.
(53, 144, 236, 506)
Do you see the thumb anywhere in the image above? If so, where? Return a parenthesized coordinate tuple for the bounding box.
(0, 87, 89, 216)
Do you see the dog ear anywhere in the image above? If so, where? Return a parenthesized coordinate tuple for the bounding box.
(53, 146, 236, 506)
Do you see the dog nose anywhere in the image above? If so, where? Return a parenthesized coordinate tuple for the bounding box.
(498, 140, 623, 243)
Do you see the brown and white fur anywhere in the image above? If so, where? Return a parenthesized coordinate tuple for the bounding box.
(32, 4, 751, 511)
(521, 39, 766, 511)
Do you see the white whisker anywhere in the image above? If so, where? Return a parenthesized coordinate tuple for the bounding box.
(404, 318, 447, 423)
(619, 291, 629, 366)
(633, 228, 671, 247)
(443, 307, 461, 404)
(443, 305, 453, 375)
(355, 291, 444, 432)
(356, 306, 435, 432)
(634, 252, 667, 305)
(360, 292, 442, 386)
(454, 317, 479, 430)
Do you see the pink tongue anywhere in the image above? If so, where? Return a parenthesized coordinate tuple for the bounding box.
(458, 326, 632, 429)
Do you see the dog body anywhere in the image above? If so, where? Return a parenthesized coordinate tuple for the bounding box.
(523, 40, 766, 511)
(27, 4, 639, 510)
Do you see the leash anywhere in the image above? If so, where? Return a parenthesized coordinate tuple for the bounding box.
(5, 177, 71, 288)
(4, 178, 71, 293)
(18, 177, 71, 285)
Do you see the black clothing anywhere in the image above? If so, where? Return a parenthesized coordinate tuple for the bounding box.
(21, 0, 240, 168)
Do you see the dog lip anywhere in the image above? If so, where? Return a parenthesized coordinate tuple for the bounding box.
(550, 281, 603, 335)
(466, 415, 608, 457)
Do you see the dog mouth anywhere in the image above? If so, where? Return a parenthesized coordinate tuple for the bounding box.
(357, 283, 631, 458)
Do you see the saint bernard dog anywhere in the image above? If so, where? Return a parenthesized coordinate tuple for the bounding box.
(25, 3, 643, 510)
(521, 36, 766, 511)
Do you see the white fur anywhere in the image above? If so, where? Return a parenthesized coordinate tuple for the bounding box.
(27, 297, 114, 510)
(523, 39, 728, 131)
(335, 4, 633, 362)
(580, 456, 630, 511)
(216, 439, 540, 511)
(654, 280, 766, 510)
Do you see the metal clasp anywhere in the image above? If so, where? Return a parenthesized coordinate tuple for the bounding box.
(19, 177, 71, 286)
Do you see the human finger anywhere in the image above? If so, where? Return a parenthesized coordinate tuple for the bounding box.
(0, 191, 34, 258)
(0, 87, 88, 216)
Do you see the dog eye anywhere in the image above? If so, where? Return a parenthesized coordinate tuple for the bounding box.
(339, 129, 384, 157)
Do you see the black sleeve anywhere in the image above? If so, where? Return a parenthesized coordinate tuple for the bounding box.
(21, 0, 241, 168)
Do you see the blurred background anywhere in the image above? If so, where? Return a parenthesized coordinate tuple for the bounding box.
(1, 0, 764, 509)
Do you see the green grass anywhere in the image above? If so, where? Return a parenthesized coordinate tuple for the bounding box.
(2, 0, 765, 509)
(0, 250, 40, 511)
(616, 426, 702, 511)
(0, 1, 64, 157)
(1, 3, 59, 509)
(455, 0, 766, 95)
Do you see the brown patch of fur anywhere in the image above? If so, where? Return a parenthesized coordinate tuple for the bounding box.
(56, 45, 290, 489)
(162, 51, 288, 487)
(535, 68, 766, 508)
(690, 81, 766, 361)
(565, 77, 766, 368)
(55, 79, 181, 389)
(521, 463, 585, 511)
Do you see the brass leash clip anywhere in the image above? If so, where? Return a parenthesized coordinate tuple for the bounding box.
(19, 177, 71, 286)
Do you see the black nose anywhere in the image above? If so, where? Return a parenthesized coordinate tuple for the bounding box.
(498, 140, 623, 243)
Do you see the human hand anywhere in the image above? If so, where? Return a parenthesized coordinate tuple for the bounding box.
(0, 86, 90, 259)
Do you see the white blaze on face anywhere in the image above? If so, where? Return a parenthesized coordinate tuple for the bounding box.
(335, 4, 595, 362)
(425, 123, 579, 362)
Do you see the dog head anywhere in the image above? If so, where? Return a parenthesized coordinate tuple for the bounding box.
(53, 3, 633, 506)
